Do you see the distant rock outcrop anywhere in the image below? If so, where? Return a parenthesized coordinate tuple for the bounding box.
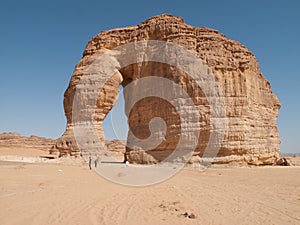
(50, 14, 281, 165)
(104, 140, 126, 162)
(0, 132, 55, 151)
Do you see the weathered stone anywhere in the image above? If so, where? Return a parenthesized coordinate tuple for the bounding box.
(276, 157, 291, 166)
(51, 14, 281, 165)
(0, 132, 55, 151)
(104, 140, 126, 162)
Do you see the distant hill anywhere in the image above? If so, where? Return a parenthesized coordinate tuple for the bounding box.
(0, 132, 55, 151)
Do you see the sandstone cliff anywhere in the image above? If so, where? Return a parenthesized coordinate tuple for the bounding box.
(50, 14, 280, 165)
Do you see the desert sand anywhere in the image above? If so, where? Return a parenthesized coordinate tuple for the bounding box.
(1, 146, 300, 225)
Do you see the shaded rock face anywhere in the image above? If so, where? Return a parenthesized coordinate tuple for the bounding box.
(51, 14, 281, 165)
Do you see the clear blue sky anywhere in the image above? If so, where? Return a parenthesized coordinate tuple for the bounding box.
(0, 0, 299, 153)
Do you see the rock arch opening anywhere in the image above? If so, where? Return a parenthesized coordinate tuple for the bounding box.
(102, 85, 128, 141)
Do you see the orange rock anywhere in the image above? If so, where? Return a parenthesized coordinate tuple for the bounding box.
(51, 14, 280, 165)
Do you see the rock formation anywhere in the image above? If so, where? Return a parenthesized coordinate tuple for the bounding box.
(0, 132, 55, 152)
(104, 140, 126, 162)
(50, 14, 281, 165)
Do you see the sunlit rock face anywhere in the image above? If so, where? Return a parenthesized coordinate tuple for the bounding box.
(50, 14, 280, 165)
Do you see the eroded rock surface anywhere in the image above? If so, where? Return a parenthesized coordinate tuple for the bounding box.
(51, 14, 280, 165)
(104, 140, 126, 162)
(0, 132, 55, 152)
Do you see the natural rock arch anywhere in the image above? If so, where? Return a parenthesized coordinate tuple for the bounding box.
(50, 14, 280, 165)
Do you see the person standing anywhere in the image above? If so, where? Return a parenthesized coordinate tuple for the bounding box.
(94, 157, 98, 168)
(88, 156, 92, 170)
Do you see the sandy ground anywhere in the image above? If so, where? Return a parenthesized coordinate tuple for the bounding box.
(0, 146, 49, 157)
(0, 148, 300, 225)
